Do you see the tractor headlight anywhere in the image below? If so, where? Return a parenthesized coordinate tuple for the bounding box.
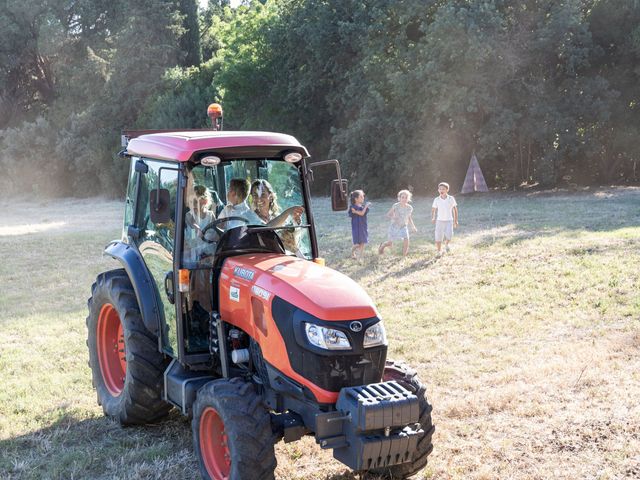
(304, 323, 351, 350)
(363, 322, 387, 348)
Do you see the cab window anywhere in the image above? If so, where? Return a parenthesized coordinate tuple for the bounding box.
(183, 165, 223, 268)
(134, 159, 178, 252)
(225, 159, 311, 258)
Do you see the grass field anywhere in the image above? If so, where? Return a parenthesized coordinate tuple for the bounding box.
(1, 188, 639, 479)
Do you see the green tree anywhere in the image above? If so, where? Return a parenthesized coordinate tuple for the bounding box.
(141, 62, 222, 129)
(0, 1, 60, 127)
(2, 0, 639, 198)
(0, 0, 191, 197)
(588, 0, 640, 183)
(179, 0, 202, 66)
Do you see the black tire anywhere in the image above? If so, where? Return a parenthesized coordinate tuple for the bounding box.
(367, 360, 435, 479)
(87, 269, 171, 425)
(192, 377, 277, 480)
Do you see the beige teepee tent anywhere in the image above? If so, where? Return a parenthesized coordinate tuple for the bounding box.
(461, 153, 489, 193)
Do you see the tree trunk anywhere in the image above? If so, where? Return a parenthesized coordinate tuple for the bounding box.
(33, 54, 56, 103)
(514, 135, 522, 190)
(526, 140, 532, 183)
(178, 0, 202, 67)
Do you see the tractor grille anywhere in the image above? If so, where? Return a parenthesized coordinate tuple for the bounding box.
(297, 348, 386, 392)
(271, 297, 387, 393)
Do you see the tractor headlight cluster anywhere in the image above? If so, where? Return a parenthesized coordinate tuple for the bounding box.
(304, 323, 351, 350)
(363, 322, 387, 348)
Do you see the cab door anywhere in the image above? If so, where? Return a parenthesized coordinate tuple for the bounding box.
(134, 158, 180, 357)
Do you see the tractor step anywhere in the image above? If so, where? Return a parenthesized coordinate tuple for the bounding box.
(164, 359, 216, 415)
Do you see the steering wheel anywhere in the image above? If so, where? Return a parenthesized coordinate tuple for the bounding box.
(200, 216, 251, 242)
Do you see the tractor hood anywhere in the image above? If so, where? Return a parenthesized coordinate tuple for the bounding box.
(219, 254, 379, 321)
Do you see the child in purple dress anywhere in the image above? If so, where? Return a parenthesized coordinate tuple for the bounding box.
(348, 190, 371, 259)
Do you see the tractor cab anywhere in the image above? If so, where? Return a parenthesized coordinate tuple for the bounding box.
(118, 129, 339, 367)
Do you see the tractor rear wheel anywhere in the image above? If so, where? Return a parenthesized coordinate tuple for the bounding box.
(368, 360, 435, 479)
(87, 269, 171, 424)
(193, 377, 276, 480)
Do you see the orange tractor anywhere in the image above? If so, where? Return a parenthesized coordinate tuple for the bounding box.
(87, 105, 434, 479)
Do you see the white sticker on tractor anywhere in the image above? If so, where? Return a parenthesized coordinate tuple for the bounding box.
(229, 286, 240, 302)
(251, 285, 271, 301)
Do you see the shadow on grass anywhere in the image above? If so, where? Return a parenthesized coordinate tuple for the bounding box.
(323, 472, 360, 480)
(0, 409, 192, 479)
(1, 409, 405, 480)
(326, 244, 442, 283)
(322, 470, 391, 480)
(372, 255, 442, 284)
(470, 225, 639, 250)
(470, 228, 559, 249)
(462, 217, 635, 250)
(454, 188, 640, 240)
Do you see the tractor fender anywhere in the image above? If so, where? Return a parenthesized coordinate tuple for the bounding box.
(104, 241, 161, 337)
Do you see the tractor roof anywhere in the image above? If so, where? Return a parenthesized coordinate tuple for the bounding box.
(125, 131, 309, 162)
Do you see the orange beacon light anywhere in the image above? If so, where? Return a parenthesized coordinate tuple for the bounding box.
(207, 103, 223, 131)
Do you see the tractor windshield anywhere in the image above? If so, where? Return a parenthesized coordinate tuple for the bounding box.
(183, 158, 312, 267)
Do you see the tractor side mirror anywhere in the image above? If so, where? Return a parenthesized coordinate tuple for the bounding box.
(331, 179, 348, 211)
(164, 271, 175, 304)
(150, 189, 171, 224)
(135, 159, 149, 173)
(308, 159, 349, 211)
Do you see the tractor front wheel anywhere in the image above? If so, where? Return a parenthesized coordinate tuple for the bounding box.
(367, 360, 435, 479)
(193, 377, 276, 480)
(87, 269, 171, 424)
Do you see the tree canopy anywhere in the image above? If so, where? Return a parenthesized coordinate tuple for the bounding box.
(1, 0, 638, 197)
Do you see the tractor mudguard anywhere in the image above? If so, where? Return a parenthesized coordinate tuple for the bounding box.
(104, 241, 161, 337)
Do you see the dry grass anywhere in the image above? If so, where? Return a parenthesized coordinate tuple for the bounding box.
(0, 188, 639, 479)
